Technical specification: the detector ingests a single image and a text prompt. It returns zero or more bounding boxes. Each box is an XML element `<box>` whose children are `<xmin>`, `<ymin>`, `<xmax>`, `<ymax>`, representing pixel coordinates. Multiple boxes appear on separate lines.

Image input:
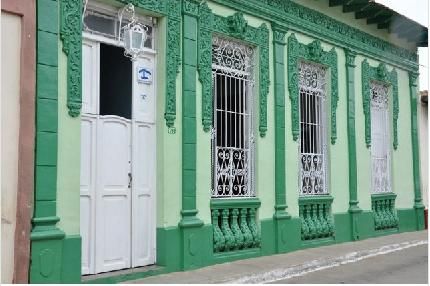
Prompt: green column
<box><xmin>179</xmin><ymin>0</ymin><xmax>206</xmax><ymax>270</ymax></box>
<box><xmin>408</xmin><ymin>71</ymin><xmax>425</xmax><ymax>230</ymax></box>
<box><xmin>30</xmin><ymin>0</ymin><xmax>65</xmax><ymax>283</ymax></box>
<box><xmin>272</xmin><ymin>26</ymin><xmax>298</xmax><ymax>253</ymax></box>
<box><xmin>345</xmin><ymin>49</ymin><xmax>362</xmax><ymax>240</ymax></box>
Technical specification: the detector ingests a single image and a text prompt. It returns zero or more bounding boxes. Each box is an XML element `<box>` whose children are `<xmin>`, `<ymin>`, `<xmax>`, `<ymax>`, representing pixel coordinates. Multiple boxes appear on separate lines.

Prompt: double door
<box><xmin>80</xmin><ymin>38</ymin><xmax>156</xmax><ymax>275</ymax></box>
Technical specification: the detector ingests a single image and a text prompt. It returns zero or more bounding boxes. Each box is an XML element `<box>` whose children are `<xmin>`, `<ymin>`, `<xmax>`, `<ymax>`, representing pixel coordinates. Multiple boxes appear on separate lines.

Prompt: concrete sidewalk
<box><xmin>125</xmin><ymin>231</ymin><xmax>428</xmax><ymax>284</ymax></box>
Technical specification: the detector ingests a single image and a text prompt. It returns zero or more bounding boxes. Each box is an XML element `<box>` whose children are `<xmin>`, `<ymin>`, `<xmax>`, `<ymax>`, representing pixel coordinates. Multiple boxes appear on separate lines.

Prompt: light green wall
<box><xmin>57</xmin><ymin>45</ymin><xmax>81</xmax><ymax>235</ymax></box>
<box><xmin>156</xmin><ymin>16</ymin><xmax>182</xmax><ymax>227</ymax></box>
<box><xmin>54</xmin><ymin>0</ymin><xmax>418</xmax><ymax>232</ymax></box>
<box><xmin>293</xmin><ymin>0</ymin><xmax>415</xmax><ymax>51</ymax></box>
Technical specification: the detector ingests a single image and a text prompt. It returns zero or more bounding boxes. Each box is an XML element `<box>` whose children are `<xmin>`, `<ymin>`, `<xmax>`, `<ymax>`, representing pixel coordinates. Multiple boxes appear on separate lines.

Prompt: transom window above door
<box><xmin>299</xmin><ymin>61</ymin><xmax>328</xmax><ymax>196</ymax></box>
<box><xmin>211</xmin><ymin>36</ymin><xmax>255</xmax><ymax>198</ymax></box>
<box><xmin>83</xmin><ymin>1</ymin><xmax>155</xmax><ymax>49</ymax></box>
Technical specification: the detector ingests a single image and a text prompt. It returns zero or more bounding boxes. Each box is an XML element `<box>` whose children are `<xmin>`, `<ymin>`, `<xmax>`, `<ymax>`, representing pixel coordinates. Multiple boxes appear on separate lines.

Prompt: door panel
<box><xmin>131</xmin><ymin>55</ymin><xmax>156</xmax><ymax>267</ymax></box>
<box><xmin>80</xmin><ymin>115</ymin><xmax>97</xmax><ymax>275</ymax></box>
<box><xmin>82</xmin><ymin>40</ymin><xmax>99</xmax><ymax>114</ymax></box>
<box><xmin>131</xmin><ymin>123</ymin><xmax>156</xmax><ymax>266</ymax></box>
<box><xmin>95</xmin><ymin>116</ymin><xmax>131</xmax><ymax>273</ymax></box>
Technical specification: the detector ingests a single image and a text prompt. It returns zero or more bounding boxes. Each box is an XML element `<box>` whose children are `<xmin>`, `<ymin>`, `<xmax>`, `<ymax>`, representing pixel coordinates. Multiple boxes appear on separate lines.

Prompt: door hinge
<box><xmin>128</xmin><ymin>172</ymin><xmax>132</xmax><ymax>188</ymax></box>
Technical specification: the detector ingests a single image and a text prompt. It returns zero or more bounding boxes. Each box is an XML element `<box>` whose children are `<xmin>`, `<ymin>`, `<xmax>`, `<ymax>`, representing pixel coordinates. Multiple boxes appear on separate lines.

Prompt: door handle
<box><xmin>128</xmin><ymin>172</ymin><xmax>132</xmax><ymax>188</ymax></box>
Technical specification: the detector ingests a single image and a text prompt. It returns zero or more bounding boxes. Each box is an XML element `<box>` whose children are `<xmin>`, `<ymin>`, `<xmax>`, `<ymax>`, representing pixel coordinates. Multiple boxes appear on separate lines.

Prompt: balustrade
<box><xmin>371</xmin><ymin>193</ymin><xmax>398</xmax><ymax>230</ymax></box>
<box><xmin>299</xmin><ymin>196</ymin><xmax>334</xmax><ymax>240</ymax></box>
<box><xmin>211</xmin><ymin>199</ymin><xmax>261</xmax><ymax>253</ymax></box>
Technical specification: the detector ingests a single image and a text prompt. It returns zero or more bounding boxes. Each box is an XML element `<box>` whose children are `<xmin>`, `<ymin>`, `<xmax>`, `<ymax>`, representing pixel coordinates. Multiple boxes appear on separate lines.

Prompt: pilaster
<box><xmin>272</xmin><ymin>25</ymin><xmax>291</xmax><ymax>253</ymax></box>
<box><xmin>30</xmin><ymin>0</ymin><xmax>65</xmax><ymax>282</ymax></box>
<box><xmin>345</xmin><ymin>48</ymin><xmax>362</xmax><ymax>240</ymax></box>
<box><xmin>179</xmin><ymin>0</ymin><xmax>205</xmax><ymax>270</ymax></box>
<box><xmin>408</xmin><ymin>71</ymin><xmax>425</xmax><ymax>230</ymax></box>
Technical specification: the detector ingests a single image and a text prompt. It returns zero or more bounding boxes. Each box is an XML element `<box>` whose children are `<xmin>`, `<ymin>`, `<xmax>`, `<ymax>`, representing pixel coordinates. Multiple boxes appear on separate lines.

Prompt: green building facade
<box><xmin>29</xmin><ymin>0</ymin><xmax>427</xmax><ymax>283</ymax></box>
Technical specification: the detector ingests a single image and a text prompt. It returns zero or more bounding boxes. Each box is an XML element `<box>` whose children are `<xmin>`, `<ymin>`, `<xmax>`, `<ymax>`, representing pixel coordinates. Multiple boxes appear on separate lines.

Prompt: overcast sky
<box><xmin>375</xmin><ymin>0</ymin><xmax>429</xmax><ymax>91</ymax></box>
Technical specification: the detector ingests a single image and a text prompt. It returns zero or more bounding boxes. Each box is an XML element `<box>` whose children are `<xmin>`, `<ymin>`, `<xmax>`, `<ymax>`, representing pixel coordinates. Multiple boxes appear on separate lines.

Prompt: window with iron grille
<box><xmin>211</xmin><ymin>36</ymin><xmax>255</xmax><ymax>198</ymax></box>
<box><xmin>299</xmin><ymin>61</ymin><xmax>328</xmax><ymax>196</ymax></box>
<box><xmin>370</xmin><ymin>81</ymin><xmax>392</xmax><ymax>193</ymax></box>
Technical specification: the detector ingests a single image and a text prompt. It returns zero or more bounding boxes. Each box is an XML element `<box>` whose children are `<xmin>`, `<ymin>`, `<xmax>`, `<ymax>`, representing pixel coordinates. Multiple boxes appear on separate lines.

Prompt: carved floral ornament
<box><xmin>198</xmin><ymin>4</ymin><xmax>270</xmax><ymax>137</ymax></box>
<box><xmin>287</xmin><ymin>33</ymin><xmax>339</xmax><ymax>144</ymax></box>
<box><xmin>361</xmin><ymin>60</ymin><xmax>399</xmax><ymax>149</ymax></box>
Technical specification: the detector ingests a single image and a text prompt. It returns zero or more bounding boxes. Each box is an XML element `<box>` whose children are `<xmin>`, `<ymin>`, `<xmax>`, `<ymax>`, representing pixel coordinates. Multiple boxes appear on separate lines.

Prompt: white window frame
<box><xmin>211</xmin><ymin>36</ymin><xmax>255</xmax><ymax>198</ymax></box>
<box><xmin>298</xmin><ymin>61</ymin><xmax>329</xmax><ymax>196</ymax></box>
<box><xmin>370</xmin><ymin>81</ymin><xmax>392</xmax><ymax>194</ymax></box>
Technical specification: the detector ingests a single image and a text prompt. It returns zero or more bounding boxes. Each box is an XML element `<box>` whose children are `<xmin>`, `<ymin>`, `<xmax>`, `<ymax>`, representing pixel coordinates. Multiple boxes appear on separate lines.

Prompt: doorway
<box><xmin>80</xmin><ymin>36</ymin><xmax>156</xmax><ymax>275</ymax></box>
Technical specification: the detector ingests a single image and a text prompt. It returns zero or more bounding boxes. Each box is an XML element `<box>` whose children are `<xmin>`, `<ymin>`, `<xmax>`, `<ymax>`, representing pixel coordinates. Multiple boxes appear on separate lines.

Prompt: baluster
<box><xmin>230</xmin><ymin>208</ymin><xmax>244</xmax><ymax>250</ymax></box>
<box><xmin>324</xmin><ymin>203</ymin><xmax>334</xmax><ymax>236</ymax></box>
<box><xmin>318</xmin><ymin>203</ymin><xmax>328</xmax><ymax>237</ymax></box>
<box><xmin>247</xmin><ymin>208</ymin><xmax>260</xmax><ymax>247</ymax></box>
<box><xmin>300</xmin><ymin>205</ymin><xmax>308</xmax><ymax>240</ymax></box>
<box><xmin>239</xmin><ymin>208</ymin><xmax>253</xmax><ymax>248</ymax></box>
<box><xmin>212</xmin><ymin>209</ymin><xmax>225</xmax><ymax>252</ymax></box>
<box><xmin>306</xmin><ymin>205</ymin><xmax>316</xmax><ymax>239</ymax></box>
<box><xmin>382</xmin><ymin>199</ymin><xmax>390</xmax><ymax>229</ymax></box>
<box><xmin>311</xmin><ymin>204</ymin><xmax>322</xmax><ymax>238</ymax></box>
<box><xmin>220</xmin><ymin>208</ymin><xmax>235</xmax><ymax>250</ymax></box>
<box><xmin>392</xmin><ymin>200</ymin><xmax>399</xmax><ymax>227</ymax></box>
<box><xmin>374</xmin><ymin>200</ymin><xmax>381</xmax><ymax>230</ymax></box>
<box><xmin>386</xmin><ymin>199</ymin><xmax>394</xmax><ymax>228</ymax></box>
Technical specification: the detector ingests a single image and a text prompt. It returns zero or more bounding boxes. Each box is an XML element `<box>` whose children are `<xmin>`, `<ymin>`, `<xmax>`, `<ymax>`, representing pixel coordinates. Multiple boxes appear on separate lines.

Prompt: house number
<box><xmin>137</xmin><ymin>66</ymin><xmax>152</xmax><ymax>84</ymax></box>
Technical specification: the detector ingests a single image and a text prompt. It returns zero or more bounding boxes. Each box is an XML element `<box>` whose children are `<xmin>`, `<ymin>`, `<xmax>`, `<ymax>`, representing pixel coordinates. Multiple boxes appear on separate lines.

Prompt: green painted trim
<box><xmin>298</xmin><ymin>195</ymin><xmax>334</xmax><ymax>205</ymax></box>
<box><xmin>180</xmin><ymin>0</ymin><xmax>203</xmax><ymax>227</ymax></box>
<box><xmin>60</xmin><ymin>0</ymin><xmax>82</xmax><ymax>117</ymax></box>
<box><xmin>198</xmin><ymin>5</ymin><xmax>270</xmax><ymax>137</ymax></box>
<box><xmin>209</xmin><ymin>0</ymin><xmax>418</xmax><ymax>71</ymax></box>
<box><xmin>408</xmin><ymin>71</ymin><xmax>425</xmax><ymax>230</ymax></box>
<box><xmin>61</xmin><ymin>235</ymin><xmax>81</xmax><ymax>283</ymax></box>
<box><xmin>59</xmin><ymin>0</ymin><xmax>181</xmax><ymax>127</ymax></box>
<box><xmin>31</xmin><ymin>0</ymin><xmax>65</xmax><ymax>282</ymax></box>
<box><xmin>210</xmin><ymin>198</ymin><xmax>261</xmax><ymax>209</ymax></box>
<box><xmin>83</xmin><ymin>267</ymin><xmax>168</xmax><ymax>284</ymax></box>
<box><xmin>361</xmin><ymin>60</ymin><xmax>399</xmax><ymax>149</ymax></box>
<box><xmin>287</xmin><ymin>33</ymin><xmax>339</xmax><ymax>144</ymax></box>
<box><xmin>345</xmin><ymin>48</ymin><xmax>361</xmax><ymax>213</ymax></box>
<box><xmin>273</xmin><ymin>27</ymin><xmax>290</xmax><ymax>219</ymax></box>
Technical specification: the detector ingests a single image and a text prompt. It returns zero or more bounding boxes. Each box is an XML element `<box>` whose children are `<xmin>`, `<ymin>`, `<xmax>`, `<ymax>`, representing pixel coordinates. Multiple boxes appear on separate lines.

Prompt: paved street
<box><xmin>273</xmin><ymin>244</ymin><xmax>428</xmax><ymax>284</ymax></box>
<box><xmin>126</xmin><ymin>231</ymin><xmax>428</xmax><ymax>284</ymax></box>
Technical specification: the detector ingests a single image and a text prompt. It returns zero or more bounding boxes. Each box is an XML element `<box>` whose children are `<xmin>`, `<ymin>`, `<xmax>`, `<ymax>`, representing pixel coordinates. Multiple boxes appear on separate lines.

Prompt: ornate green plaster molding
<box><xmin>60</xmin><ymin>0</ymin><xmax>181</xmax><ymax>128</ymax></box>
<box><xmin>60</xmin><ymin>0</ymin><xmax>82</xmax><ymax>117</ymax></box>
<box><xmin>287</xmin><ymin>34</ymin><xmax>339</xmax><ymax>144</ymax></box>
<box><xmin>209</xmin><ymin>0</ymin><xmax>418</xmax><ymax>71</ymax></box>
<box><xmin>198</xmin><ymin>4</ymin><xmax>270</xmax><ymax>137</ymax></box>
<box><xmin>361</xmin><ymin>60</ymin><xmax>399</xmax><ymax>149</ymax></box>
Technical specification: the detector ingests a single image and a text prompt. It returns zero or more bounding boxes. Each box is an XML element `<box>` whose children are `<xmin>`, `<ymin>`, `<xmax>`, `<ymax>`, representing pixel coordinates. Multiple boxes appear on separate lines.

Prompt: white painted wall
<box><xmin>1</xmin><ymin>11</ymin><xmax>22</xmax><ymax>284</ymax></box>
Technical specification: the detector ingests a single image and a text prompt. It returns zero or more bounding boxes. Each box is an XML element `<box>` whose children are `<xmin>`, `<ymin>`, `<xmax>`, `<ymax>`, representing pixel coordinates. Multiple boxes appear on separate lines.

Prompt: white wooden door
<box><xmin>80</xmin><ymin>38</ymin><xmax>157</xmax><ymax>275</ymax></box>
<box><xmin>131</xmin><ymin>55</ymin><xmax>156</xmax><ymax>267</ymax></box>
<box><xmin>95</xmin><ymin>116</ymin><xmax>132</xmax><ymax>273</ymax></box>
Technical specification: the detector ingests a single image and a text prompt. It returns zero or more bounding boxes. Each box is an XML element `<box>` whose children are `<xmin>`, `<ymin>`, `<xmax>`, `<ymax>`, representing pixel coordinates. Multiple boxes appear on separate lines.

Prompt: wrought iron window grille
<box><xmin>298</xmin><ymin>61</ymin><xmax>329</xmax><ymax>196</ymax></box>
<box><xmin>370</xmin><ymin>81</ymin><xmax>392</xmax><ymax>194</ymax></box>
<box><xmin>211</xmin><ymin>36</ymin><xmax>255</xmax><ymax>198</ymax></box>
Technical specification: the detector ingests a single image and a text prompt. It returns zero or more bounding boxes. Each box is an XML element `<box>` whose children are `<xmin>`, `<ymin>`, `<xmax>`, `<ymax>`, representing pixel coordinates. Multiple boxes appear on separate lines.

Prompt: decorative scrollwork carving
<box><xmin>287</xmin><ymin>34</ymin><xmax>338</xmax><ymax>144</ymax></box>
<box><xmin>361</xmin><ymin>60</ymin><xmax>399</xmax><ymax>149</ymax></box>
